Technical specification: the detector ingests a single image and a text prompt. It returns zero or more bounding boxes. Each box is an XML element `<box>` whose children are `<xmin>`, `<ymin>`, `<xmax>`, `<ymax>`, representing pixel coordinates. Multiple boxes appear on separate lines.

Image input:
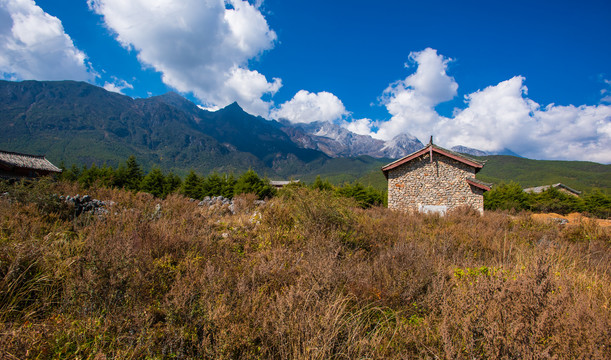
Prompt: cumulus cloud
<box><xmin>0</xmin><ymin>0</ymin><xmax>91</xmax><ymax>81</ymax></box>
<box><xmin>271</xmin><ymin>90</ymin><xmax>348</xmax><ymax>124</ymax></box>
<box><xmin>342</xmin><ymin>117</ymin><xmax>375</xmax><ymax>136</ymax></box>
<box><xmin>374</xmin><ymin>48</ymin><xmax>457</xmax><ymax>141</ymax></box>
<box><xmin>433</xmin><ymin>76</ymin><xmax>611</xmax><ymax>162</ymax></box>
<box><xmin>103</xmin><ymin>76</ymin><xmax>133</xmax><ymax>94</ymax></box>
<box><xmin>88</xmin><ymin>0</ymin><xmax>280</xmax><ymax>116</ymax></box>
<box><xmin>438</xmin><ymin>76</ymin><xmax>537</xmax><ymax>152</ymax></box>
<box><xmin>370</xmin><ymin>48</ymin><xmax>611</xmax><ymax>163</ymax></box>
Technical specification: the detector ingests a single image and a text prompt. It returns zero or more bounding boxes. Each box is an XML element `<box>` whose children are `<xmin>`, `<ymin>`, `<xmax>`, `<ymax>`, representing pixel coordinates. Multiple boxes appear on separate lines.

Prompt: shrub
<box><xmin>1</xmin><ymin>181</ymin><xmax>609</xmax><ymax>359</ymax></box>
<box><xmin>484</xmin><ymin>182</ymin><xmax>530</xmax><ymax>211</ymax></box>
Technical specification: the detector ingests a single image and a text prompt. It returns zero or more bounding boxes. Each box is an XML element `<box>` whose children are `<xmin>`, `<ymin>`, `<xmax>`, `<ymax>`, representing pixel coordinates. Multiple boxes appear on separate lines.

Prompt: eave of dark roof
<box><xmin>466</xmin><ymin>177</ymin><xmax>492</xmax><ymax>192</ymax></box>
<box><xmin>381</xmin><ymin>143</ymin><xmax>486</xmax><ymax>176</ymax></box>
<box><xmin>523</xmin><ymin>183</ymin><xmax>581</xmax><ymax>195</ymax></box>
<box><xmin>0</xmin><ymin>150</ymin><xmax>62</xmax><ymax>173</ymax></box>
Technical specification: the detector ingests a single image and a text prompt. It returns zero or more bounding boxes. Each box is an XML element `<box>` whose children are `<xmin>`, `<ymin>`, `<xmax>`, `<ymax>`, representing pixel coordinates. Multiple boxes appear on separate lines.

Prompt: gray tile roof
<box><xmin>0</xmin><ymin>150</ymin><xmax>62</xmax><ymax>173</ymax></box>
<box><xmin>466</xmin><ymin>177</ymin><xmax>493</xmax><ymax>189</ymax></box>
<box><xmin>382</xmin><ymin>141</ymin><xmax>486</xmax><ymax>174</ymax></box>
<box><xmin>523</xmin><ymin>183</ymin><xmax>581</xmax><ymax>195</ymax></box>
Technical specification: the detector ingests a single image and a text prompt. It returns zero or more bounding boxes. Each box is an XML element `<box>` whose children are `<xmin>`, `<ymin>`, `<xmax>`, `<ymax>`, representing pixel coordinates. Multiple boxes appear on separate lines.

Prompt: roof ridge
<box><xmin>381</xmin><ymin>142</ymin><xmax>486</xmax><ymax>175</ymax></box>
<box><xmin>431</xmin><ymin>144</ymin><xmax>484</xmax><ymax>166</ymax></box>
<box><xmin>0</xmin><ymin>149</ymin><xmax>46</xmax><ymax>158</ymax></box>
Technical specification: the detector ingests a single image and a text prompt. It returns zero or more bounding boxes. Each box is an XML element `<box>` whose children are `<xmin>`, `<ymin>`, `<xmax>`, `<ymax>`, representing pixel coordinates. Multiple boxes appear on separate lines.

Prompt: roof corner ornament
<box><xmin>429</xmin><ymin>135</ymin><xmax>433</xmax><ymax>145</ymax></box>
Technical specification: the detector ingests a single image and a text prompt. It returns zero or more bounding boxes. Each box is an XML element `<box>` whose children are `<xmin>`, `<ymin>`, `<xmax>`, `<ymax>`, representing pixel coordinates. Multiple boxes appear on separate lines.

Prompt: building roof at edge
<box><xmin>523</xmin><ymin>183</ymin><xmax>581</xmax><ymax>195</ymax></box>
<box><xmin>0</xmin><ymin>150</ymin><xmax>62</xmax><ymax>173</ymax></box>
<box><xmin>381</xmin><ymin>141</ymin><xmax>486</xmax><ymax>174</ymax></box>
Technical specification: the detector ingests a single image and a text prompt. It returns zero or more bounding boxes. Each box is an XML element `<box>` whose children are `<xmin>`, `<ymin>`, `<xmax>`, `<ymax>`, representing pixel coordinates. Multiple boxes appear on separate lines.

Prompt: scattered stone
<box><xmin>195</xmin><ymin>196</ymin><xmax>266</xmax><ymax>215</ymax></box>
<box><xmin>63</xmin><ymin>194</ymin><xmax>111</xmax><ymax>217</ymax></box>
<box><xmin>152</xmin><ymin>203</ymin><xmax>162</xmax><ymax>219</ymax></box>
<box><xmin>550</xmin><ymin>217</ymin><xmax>569</xmax><ymax>225</ymax></box>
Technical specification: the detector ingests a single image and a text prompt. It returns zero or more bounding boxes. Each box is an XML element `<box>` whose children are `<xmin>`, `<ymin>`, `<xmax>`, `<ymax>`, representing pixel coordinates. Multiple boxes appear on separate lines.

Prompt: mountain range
<box><xmin>1</xmin><ymin>80</ymin><xmax>609</xmax><ymax>193</ymax></box>
<box><xmin>0</xmin><ymin>80</ymin><xmax>423</xmax><ymax>176</ymax></box>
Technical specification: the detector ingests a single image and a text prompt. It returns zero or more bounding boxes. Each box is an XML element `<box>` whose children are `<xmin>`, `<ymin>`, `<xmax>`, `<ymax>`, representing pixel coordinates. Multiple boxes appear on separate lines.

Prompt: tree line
<box><xmin>484</xmin><ymin>182</ymin><xmax>610</xmax><ymax>218</ymax></box>
<box><xmin>58</xmin><ymin>156</ymin><xmax>386</xmax><ymax>208</ymax></box>
<box><xmin>59</xmin><ymin>157</ymin><xmax>609</xmax><ymax>216</ymax></box>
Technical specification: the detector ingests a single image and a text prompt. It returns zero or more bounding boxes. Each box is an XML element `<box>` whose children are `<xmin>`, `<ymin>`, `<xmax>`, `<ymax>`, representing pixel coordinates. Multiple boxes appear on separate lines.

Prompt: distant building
<box><xmin>381</xmin><ymin>138</ymin><xmax>491</xmax><ymax>215</ymax></box>
<box><xmin>0</xmin><ymin>150</ymin><xmax>62</xmax><ymax>180</ymax></box>
<box><xmin>270</xmin><ymin>180</ymin><xmax>300</xmax><ymax>189</ymax></box>
<box><xmin>523</xmin><ymin>183</ymin><xmax>581</xmax><ymax>197</ymax></box>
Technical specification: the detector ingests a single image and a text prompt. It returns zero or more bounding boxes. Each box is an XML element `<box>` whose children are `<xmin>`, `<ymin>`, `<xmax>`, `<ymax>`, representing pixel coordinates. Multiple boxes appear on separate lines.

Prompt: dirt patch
<box><xmin>531</xmin><ymin>212</ymin><xmax>611</xmax><ymax>228</ymax></box>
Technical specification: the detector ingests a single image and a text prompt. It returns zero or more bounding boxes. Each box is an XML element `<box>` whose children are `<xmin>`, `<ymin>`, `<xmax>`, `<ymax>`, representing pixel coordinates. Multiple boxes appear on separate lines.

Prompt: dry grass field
<box><xmin>1</xmin><ymin>180</ymin><xmax>610</xmax><ymax>359</ymax></box>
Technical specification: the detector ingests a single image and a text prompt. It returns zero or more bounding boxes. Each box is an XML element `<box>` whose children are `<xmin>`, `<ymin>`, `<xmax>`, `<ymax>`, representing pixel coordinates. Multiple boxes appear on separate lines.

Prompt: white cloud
<box><xmin>103</xmin><ymin>77</ymin><xmax>133</xmax><ymax>94</ymax></box>
<box><xmin>400</xmin><ymin>47</ymin><xmax>458</xmax><ymax>105</ymax></box>
<box><xmin>370</xmin><ymin>48</ymin><xmax>611</xmax><ymax>163</ymax></box>
<box><xmin>225</xmin><ymin>66</ymin><xmax>281</xmax><ymax>116</ymax></box>
<box><xmin>0</xmin><ymin>0</ymin><xmax>91</xmax><ymax>81</ymax></box>
<box><xmin>342</xmin><ymin>117</ymin><xmax>375</xmax><ymax>136</ymax></box>
<box><xmin>271</xmin><ymin>90</ymin><xmax>348</xmax><ymax>124</ymax></box>
<box><xmin>375</xmin><ymin>48</ymin><xmax>457</xmax><ymax>141</ymax></box>
<box><xmin>438</xmin><ymin>76</ymin><xmax>537</xmax><ymax>152</ymax></box>
<box><xmin>88</xmin><ymin>0</ymin><xmax>280</xmax><ymax>116</ymax></box>
<box><xmin>436</xmin><ymin>76</ymin><xmax>611</xmax><ymax>162</ymax></box>
<box><xmin>529</xmin><ymin>103</ymin><xmax>611</xmax><ymax>163</ymax></box>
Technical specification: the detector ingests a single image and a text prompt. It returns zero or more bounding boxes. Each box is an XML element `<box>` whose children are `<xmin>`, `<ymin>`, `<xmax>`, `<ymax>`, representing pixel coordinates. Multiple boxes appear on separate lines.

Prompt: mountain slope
<box><xmin>1</xmin><ymin>80</ymin><xmax>608</xmax><ymax>193</ymax></box>
<box><xmin>0</xmin><ymin>80</ymin><xmax>327</xmax><ymax>176</ymax></box>
<box><xmin>476</xmin><ymin>155</ymin><xmax>611</xmax><ymax>193</ymax></box>
<box><xmin>153</xmin><ymin>93</ymin><xmax>325</xmax><ymax>167</ymax></box>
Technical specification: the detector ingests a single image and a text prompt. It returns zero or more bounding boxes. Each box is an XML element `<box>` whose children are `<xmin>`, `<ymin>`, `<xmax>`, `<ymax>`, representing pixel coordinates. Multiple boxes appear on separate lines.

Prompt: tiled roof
<box><xmin>381</xmin><ymin>142</ymin><xmax>486</xmax><ymax>174</ymax></box>
<box><xmin>270</xmin><ymin>180</ymin><xmax>300</xmax><ymax>187</ymax></box>
<box><xmin>0</xmin><ymin>150</ymin><xmax>62</xmax><ymax>173</ymax></box>
<box><xmin>523</xmin><ymin>183</ymin><xmax>581</xmax><ymax>195</ymax></box>
<box><xmin>466</xmin><ymin>177</ymin><xmax>492</xmax><ymax>191</ymax></box>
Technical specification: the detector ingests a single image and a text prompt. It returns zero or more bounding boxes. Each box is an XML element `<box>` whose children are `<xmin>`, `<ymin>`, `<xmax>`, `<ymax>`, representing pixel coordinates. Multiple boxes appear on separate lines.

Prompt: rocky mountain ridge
<box><xmin>279</xmin><ymin>120</ymin><xmax>423</xmax><ymax>159</ymax></box>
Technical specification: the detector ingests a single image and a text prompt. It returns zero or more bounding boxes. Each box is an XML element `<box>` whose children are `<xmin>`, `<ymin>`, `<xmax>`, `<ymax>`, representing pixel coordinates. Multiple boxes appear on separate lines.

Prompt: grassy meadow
<box><xmin>1</xmin><ymin>179</ymin><xmax>610</xmax><ymax>359</ymax></box>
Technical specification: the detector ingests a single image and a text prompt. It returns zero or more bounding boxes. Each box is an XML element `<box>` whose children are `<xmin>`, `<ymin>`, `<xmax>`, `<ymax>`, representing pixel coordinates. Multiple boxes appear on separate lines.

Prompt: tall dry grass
<box><xmin>0</xmin><ymin>182</ymin><xmax>609</xmax><ymax>359</ymax></box>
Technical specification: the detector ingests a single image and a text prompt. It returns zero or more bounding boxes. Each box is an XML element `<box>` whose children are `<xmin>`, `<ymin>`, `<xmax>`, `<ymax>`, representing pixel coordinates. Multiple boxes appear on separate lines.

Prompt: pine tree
<box><xmin>182</xmin><ymin>170</ymin><xmax>201</xmax><ymax>199</ymax></box>
<box><xmin>234</xmin><ymin>170</ymin><xmax>275</xmax><ymax>199</ymax></box>
<box><xmin>312</xmin><ymin>175</ymin><xmax>333</xmax><ymax>191</ymax></box>
<box><xmin>141</xmin><ymin>168</ymin><xmax>166</xmax><ymax>198</ymax></box>
<box><xmin>222</xmin><ymin>174</ymin><xmax>236</xmax><ymax>199</ymax></box>
<box><xmin>163</xmin><ymin>172</ymin><xmax>182</xmax><ymax>197</ymax></box>
<box><xmin>125</xmin><ymin>155</ymin><xmax>143</xmax><ymax>191</ymax></box>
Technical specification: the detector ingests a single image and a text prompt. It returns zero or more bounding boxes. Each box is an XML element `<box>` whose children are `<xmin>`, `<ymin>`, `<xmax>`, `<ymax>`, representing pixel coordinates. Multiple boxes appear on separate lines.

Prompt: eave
<box><xmin>381</xmin><ymin>144</ymin><xmax>485</xmax><ymax>178</ymax></box>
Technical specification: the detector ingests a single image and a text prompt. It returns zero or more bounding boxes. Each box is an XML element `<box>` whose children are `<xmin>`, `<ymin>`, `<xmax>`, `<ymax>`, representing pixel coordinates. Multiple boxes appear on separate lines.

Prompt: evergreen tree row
<box><xmin>484</xmin><ymin>182</ymin><xmax>610</xmax><ymax>218</ymax></box>
<box><xmin>58</xmin><ymin>157</ymin><xmax>386</xmax><ymax>208</ymax></box>
<box><xmin>310</xmin><ymin>175</ymin><xmax>386</xmax><ymax>208</ymax></box>
<box><xmin>182</xmin><ymin>169</ymin><xmax>276</xmax><ymax>200</ymax></box>
<box><xmin>59</xmin><ymin>156</ymin><xmax>276</xmax><ymax>200</ymax></box>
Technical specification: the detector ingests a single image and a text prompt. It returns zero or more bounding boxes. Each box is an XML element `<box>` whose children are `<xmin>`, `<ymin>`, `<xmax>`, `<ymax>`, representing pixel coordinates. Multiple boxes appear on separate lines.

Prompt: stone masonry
<box><xmin>384</xmin><ymin>148</ymin><xmax>487</xmax><ymax>215</ymax></box>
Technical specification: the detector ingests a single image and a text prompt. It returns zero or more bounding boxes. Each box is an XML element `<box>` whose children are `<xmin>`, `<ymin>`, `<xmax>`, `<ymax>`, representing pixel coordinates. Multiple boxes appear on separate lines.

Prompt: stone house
<box><xmin>0</xmin><ymin>150</ymin><xmax>62</xmax><ymax>180</ymax></box>
<box><xmin>381</xmin><ymin>139</ymin><xmax>491</xmax><ymax>214</ymax></box>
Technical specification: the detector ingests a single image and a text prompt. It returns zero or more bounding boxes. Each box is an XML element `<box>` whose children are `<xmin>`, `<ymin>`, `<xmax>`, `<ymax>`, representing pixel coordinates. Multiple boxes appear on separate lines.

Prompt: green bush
<box><xmin>234</xmin><ymin>169</ymin><xmax>276</xmax><ymax>199</ymax></box>
<box><xmin>485</xmin><ymin>182</ymin><xmax>610</xmax><ymax>218</ymax></box>
<box><xmin>484</xmin><ymin>182</ymin><xmax>530</xmax><ymax>211</ymax></box>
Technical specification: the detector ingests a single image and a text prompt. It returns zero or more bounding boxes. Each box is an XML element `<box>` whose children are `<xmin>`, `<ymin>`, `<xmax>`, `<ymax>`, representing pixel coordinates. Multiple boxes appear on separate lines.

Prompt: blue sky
<box><xmin>1</xmin><ymin>0</ymin><xmax>610</xmax><ymax>162</ymax></box>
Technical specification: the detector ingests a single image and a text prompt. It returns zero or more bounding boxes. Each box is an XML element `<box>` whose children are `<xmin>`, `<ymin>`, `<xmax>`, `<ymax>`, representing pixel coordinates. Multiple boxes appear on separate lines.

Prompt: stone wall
<box><xmin>387</xmin><ymin>152</ymin><xmax>484</xmax><ymax>214</ymax></box>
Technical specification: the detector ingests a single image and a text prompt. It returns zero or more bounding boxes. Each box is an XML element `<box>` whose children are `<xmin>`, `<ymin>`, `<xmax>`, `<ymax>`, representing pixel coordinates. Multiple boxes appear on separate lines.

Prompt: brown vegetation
<box><xmin>532</xmin><ymin>212</ymin><xmax>611</xmax><ymax>228</ymax></box>
<box><xmin>1</xmin><ymin>180</ymin><xmax>610</xmax><ymax>359</ymax></box>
